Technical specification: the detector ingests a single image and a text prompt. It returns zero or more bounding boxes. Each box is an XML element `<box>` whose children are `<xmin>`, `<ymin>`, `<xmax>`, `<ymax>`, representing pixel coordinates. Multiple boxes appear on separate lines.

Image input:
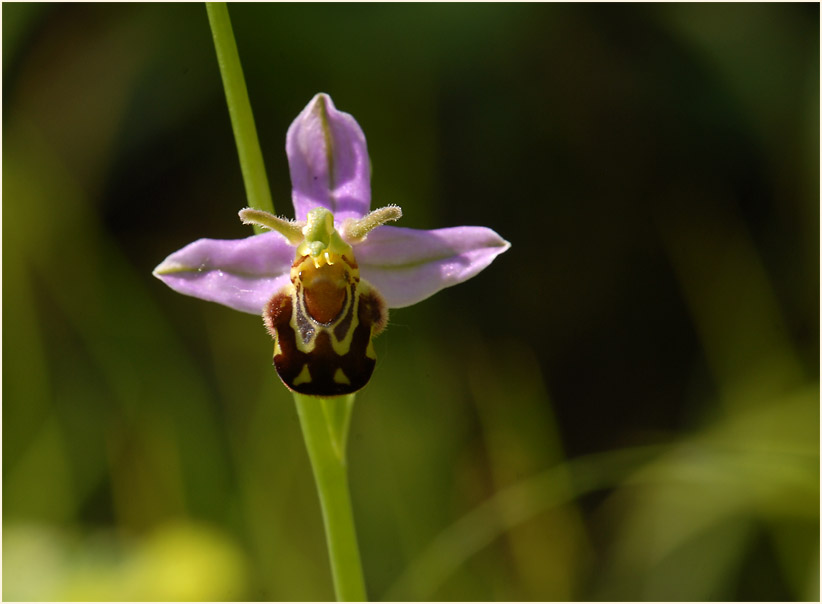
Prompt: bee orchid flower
<box><xmin>154</xmin><ymin>93</ymin><xmax>510</xmax><ymax>396</ymax></box>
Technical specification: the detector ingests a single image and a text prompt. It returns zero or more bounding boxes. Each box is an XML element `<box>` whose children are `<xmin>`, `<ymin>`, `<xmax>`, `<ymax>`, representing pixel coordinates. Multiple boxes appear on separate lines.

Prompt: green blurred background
<box><xmin>3</xmin><ymin>3</ymin><xmax>819</xmax><ymax>601</ymax></box>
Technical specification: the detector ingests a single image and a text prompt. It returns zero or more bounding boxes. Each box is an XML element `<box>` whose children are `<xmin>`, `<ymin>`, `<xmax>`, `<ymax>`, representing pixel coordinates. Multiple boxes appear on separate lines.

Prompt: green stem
<box><xmin>205</xmin><ymin>5</ymin><xmax>364</xmax><ymax>599</ymax></box>
<box><xmin>294</xmin><ymin>393</ymin><xmax>367</xmax><ymax>601</ymax></box>
<box><xmin>205</xmin><ymin>2</ymin><xmax>275</xmax><ymax>227</ymax></box>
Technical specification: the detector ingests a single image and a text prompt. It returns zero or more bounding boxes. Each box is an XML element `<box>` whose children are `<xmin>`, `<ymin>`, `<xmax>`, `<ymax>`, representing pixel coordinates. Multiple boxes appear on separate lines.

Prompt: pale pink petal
<box><xmin>355</xmin><ymin>225</ymin><xmax>511</xmax><ymax>308</ymax></box>
<box><xmin>286</xmin><ymin>93</ymin><xmax>371</xmax><ymax>222</ymax></box>
<box><xmin>153</xmin><ymin>231</ymin><xmax>294</xmax><ymax>314</ymax></box>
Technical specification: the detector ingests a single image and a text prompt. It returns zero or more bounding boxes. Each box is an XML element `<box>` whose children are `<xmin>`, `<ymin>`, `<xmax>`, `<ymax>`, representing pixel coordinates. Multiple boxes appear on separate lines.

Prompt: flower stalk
<box><xmin>205</xmin><ymin>6</ymin><xmax>366</xmax><ymax>600</ymax></box>
<box><xmin>206</xmin><ymin>2</ymin><xmax>275</xmax><ymax>224</ymax></box>
<box><xmin>295</xmin><ymin>393</ymin><xmax>366</xmax><ymax>601</ymax></box>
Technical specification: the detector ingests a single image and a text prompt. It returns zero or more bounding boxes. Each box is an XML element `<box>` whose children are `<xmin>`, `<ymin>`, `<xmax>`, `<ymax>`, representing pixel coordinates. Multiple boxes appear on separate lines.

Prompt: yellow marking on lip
<box><xmin>333</xmin><ymin>368</ymin><xmax>351</xmax><ymax>385</ymax></box>
<box><xmin>293</xmin><ymin>364</ymin><xmax>312</xmax><ymax>386</ymax></box>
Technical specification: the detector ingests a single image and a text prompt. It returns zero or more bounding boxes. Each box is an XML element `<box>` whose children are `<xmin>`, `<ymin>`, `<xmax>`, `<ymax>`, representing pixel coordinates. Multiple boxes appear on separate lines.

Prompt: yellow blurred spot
<box><xmin>3</xmin><ymin>521</ymin><xmax>248</xmax><ymax>602</ymax></box>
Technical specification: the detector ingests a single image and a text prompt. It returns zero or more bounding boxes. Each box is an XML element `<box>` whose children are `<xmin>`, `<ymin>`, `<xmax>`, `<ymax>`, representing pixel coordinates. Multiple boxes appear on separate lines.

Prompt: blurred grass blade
<box><xmin>385</xmin><ymin>446</ymin><xmax>663</xmax><ymax>601</ymax></box>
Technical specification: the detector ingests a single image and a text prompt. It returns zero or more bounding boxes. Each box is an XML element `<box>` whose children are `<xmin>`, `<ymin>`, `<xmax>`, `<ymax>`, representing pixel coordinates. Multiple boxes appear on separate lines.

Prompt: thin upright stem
<box><xmin>205</xmin><ymin>6</ymin><xmax>365</xmax><ymax>599</ymax></box>
<box><xmin>205</xmin><ymin>2</ymin><xmax>275</xmax><ymax>226</ymax></box>
<box><xmin>294</xmin><ymin>393</ymin><xmax>367</xmax><ymax>601</ymax></box>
